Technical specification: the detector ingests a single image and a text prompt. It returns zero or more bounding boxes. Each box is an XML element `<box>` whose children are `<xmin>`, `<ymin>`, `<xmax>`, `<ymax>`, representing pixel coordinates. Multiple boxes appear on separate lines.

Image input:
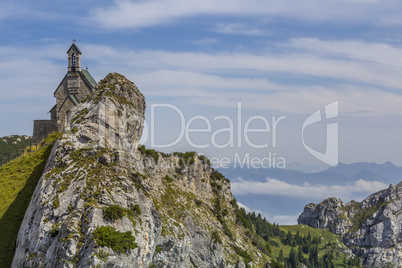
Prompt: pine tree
<box><xmin>297</xmin><ymin>246</ymin><xmax>304</xmax><ymax>264</ymax></box>
<box><xmin>289</xmin><ymin>247</ymin><xmax>299</xmax><ymax>268</ymax></box>
<box><xmin>309</xmin><ymin>245</ymin><xmax>319</xmax><ymax>266</ymax></box>
<box><xmin>278</xmin><ymin>249</ymin><xmax>284</xmax><ymax>263</ymax></box>
<box><xmin>296</xmin><ymin>231</ymin><xmax>301</xmax><ymax>244</ymax></box>
<box><xmin>286</xmin><ymin>230</ymin><xmax>292</xmax><ymax>246</ymax></box>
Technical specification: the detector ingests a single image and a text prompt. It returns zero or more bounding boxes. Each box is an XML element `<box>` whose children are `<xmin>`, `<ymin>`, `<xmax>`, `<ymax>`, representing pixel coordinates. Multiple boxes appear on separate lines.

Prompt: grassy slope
<box><xmin>273</xmin><ymin>224</ymin><xmax>351</xmax><ymax>267</ymax></box>
<box><xmin>0</xmin><ymin>135</ymin><xmax>32</xmax><ymax>159</ymax></box>
<box><xmin>0</xmin><ymin>133</ymin><xmax>59</xmax><ymax>268</ymax></box>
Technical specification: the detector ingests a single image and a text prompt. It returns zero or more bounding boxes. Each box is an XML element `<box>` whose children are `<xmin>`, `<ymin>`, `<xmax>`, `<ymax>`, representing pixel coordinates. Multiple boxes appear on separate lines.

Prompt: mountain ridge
<box><xmin>298</xmin><ymin>181</ymin><xmax>402</xmax><ymax>267</ymax></box>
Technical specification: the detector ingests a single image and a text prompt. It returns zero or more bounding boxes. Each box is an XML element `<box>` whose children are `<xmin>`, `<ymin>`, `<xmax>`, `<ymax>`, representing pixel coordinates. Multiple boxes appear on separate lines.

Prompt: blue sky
<box><xmin>1</xmin><ymin>0</ymin><xmax>402</xmax><ymax>164</ymax></box>
<box><xmin>2</xmin><ymin>0</ymin><xmax>402</xmax><ymax>223</ymax></box>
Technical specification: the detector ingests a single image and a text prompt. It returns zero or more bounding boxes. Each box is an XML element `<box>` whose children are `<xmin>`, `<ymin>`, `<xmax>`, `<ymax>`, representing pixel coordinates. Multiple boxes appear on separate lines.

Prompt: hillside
<box><xmin>0</xmin><ymin>142</ymin><xmax>361</xmax><ymax>268</ymax></box>
<box><xmin>0</xmin><ymin>133</ymin><xmax>59</xmax><ymax>268</ymax></box>
<box><xmin>0</xmin><ymin>135</ymin><xmax>32</xmax><ymax>160</ymax></box>
<box><xmin>236</xmin><ymin>213</ymin><xmax>361</xmax><ymax>268</ymax></box>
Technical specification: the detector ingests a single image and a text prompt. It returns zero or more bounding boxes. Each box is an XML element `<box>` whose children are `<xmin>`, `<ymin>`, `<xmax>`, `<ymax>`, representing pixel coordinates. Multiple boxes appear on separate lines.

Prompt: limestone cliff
<box><xmin>298</xmin><ymin>183</ymin><xmax>402</xmax><ymax>267</ymax></box>
<box><xmin>12</xmin><ymin>73</ymin><xmax>269</xmax><ymax>267</ymax></box>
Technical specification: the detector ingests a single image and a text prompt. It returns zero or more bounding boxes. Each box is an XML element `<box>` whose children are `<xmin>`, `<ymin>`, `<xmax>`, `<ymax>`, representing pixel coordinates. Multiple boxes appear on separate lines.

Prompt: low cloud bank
<box><xmin>232</xmin><ymin>177</ymin><xmax>388</xmax><ymax>201</ymax></box>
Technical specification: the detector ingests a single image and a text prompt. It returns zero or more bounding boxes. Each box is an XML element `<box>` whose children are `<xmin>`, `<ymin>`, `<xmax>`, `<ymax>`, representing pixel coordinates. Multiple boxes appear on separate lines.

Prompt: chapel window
<box><xmin>72</xmin><ymin>53</ymin><xmax>76</xmax><ymax>67</ymax></box>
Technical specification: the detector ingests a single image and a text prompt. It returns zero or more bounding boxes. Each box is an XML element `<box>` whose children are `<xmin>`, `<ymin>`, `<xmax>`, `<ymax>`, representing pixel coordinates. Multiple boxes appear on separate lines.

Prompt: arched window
<box><xmin>72</xmin><ymin>53</ymin><xmax>76</xmax><ymax>67</ymax></box>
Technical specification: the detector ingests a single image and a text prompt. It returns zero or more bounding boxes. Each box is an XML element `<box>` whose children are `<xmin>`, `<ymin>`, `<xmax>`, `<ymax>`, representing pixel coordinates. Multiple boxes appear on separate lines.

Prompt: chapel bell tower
<box><xmin>67</xmin><ymin>40</ymin><xmax>82</xmax><ymax>72</ymax></box>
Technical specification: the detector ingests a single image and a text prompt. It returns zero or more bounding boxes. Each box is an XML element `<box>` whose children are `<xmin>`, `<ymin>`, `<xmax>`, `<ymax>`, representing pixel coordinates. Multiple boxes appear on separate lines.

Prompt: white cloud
<box><xmin>83</xmin><ymin>41</ymin><xmax>402</xmax><ymax>90</ymax></box>
<box><xmin>237</xmin><ymin>202</ymin><xmax>253</xmax><ymax>213</ymax></box>
<box><xmin>237</xmin><ymin>202</ymin><xmax>270</xmax><ymax>220</ymax></box>
<box><xmin>3</xmin><ymin>40</ymin><xmax>401</xmax><ymax>118</ymax></box>
<box><xmin>193</xmin><ymin>37</ymin><xmax>220</xmax><ymax>46</ymax></box>
<box><xmin>213</xmin><ymin>23</ymin><xmax>266</xmax><ymax>36</ymax></box>
<box><xmin>0</xmin><ymin>2</ymin><xmax>66</xmax><ymax>21</ymax></box>
<box><xmin>75</xmin><ymin>41</ymin><xmax>402</xmax><ymax>116</ymax></box>
<box><xmin>88</xmin><ymin>0</ymin><xmax>402</xmax><ymax>30</ymax></box>
<box><xmin>270</xmin><ymin>214</ymin><xmax>300</xmax><ymax>225</ymax></box>
<box><xmin>237</xmin><ymin>202</ymin><xmax>299</xmax><ymax>225</ymax></box>
<box><xmin>231</xmin><ymin>178</ymin><xmax>388</xmax><ymax>201</ymax></box>
<box><xmin>285</xmin><ymin>38</ymin><xmax>402</xmax><ymax>67</ymax></box>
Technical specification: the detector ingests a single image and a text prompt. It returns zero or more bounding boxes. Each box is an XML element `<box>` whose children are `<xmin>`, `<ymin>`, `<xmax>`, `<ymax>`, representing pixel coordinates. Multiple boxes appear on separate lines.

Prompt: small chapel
<box><xmin>32</xmin><ymin>42</ymin><xmax>97</xmax><ymax>144</ymax></box>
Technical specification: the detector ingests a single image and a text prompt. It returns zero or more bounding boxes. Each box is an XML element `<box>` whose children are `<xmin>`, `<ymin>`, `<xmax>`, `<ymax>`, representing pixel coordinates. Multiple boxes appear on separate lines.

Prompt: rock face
<box><xmin>298</xmin><ymin>183</ymin><xmax>402</xmax><ymax>267</ymax></box>
<box><xmin>12</xmin><ymin>73</ymin><xmax>269</xmax><ymax>267</ymax></box>
<box><xmin>297</xmin><ymin>197</ymin><xmax>357</xmax><ymax>236</ymax></box>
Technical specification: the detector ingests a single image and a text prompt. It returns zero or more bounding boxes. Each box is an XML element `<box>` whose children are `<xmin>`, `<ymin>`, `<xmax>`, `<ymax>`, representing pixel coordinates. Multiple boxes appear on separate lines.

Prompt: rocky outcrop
<box><xmin>297</xmin><ymin>197</ymin><xmax>352</xmax><ymax>235</ymax></box>
<box><xmin>298</xmin><ymin>183</ymin><xmax>402</xmax><ymax>267</ymax></box>
<box><xmin>12</xmin><ymin>73</ymin><xmax>269</xmax><ymax>267</ymax></box>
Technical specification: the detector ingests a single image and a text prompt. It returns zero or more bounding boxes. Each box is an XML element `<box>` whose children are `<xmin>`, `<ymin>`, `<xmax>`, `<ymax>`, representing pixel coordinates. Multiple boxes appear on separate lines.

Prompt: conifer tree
<box><xmin>297</xmin><ymin>246</ymin><xmax>304</xmax><ymax>264</ymax></box>
<box><xmin>278</xmin><ymin>249</ymin><xmax>284</xmax><ymax>263</ymax></box>
<box><xmin>289</xmin><ymin>247</ymin><xmax>299</xmax><ymax>268</ymax></box>
<box><xmin>286</xmin><ymin>230</ymin><xmax>292</xmax><ymax>246</ymax></box>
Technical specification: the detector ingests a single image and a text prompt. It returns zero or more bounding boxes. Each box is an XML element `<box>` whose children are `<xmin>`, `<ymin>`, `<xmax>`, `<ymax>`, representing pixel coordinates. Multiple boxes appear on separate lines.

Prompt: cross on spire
<box><xmin>72</xmin><ymin>38</ymin><xmax>76</xmax><ymax>43</ymax></box>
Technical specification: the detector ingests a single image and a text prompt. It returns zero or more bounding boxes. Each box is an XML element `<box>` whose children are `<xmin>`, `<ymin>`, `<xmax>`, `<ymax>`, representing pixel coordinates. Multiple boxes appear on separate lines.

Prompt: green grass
<box><xmin>275</xmin><ymin>225</ymin><xmax>352</xmax><ymax>267</ymax></box>
<box><xmin>0</xmin><ymin>132</ymin><xmax>60</xmax><ymax>268</ymax></box>
<box><xmin>0</xmin><ymin>135</ymin><xmax>32</xmax><ymax>159</ymax></box>
<box><xmin>280</xmin><ymin>225</ymin><xmax>343</xmax><ymax>244</ymax></box>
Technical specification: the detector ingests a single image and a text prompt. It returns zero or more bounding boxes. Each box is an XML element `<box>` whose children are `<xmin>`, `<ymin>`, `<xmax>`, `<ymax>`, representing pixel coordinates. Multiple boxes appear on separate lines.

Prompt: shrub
<box><xmin>52</xmin><ymin>196</ymin><xmax>60</xmax><ymax>209</ymax></box>
<box><xmin>138</xmin><ymin>145</ymin><xmax>159</xmax><ymax>163</ymax></box>
<box><xmin>236</xmin><ymin>208</ymin><xmax>253</xmax><ymax>230</ymax></box>
<box><xmin>173</xmin><ymin>151</ymin><xmax>196</xmax><ymax>166</ymax></box>
<box><xmin>96</xmin><ymin>249</ymin><xmax>110</xmax><ymax>261</ymax></box>
<box><xmin>233</xmin><ymin>245</ymin><xmax>253</xmax><ymax>263</ymax></box>
<box><xmin>210</xmin><ymin>169</ymin><xmax>230</xmax><ymax>183</ymax></box>
<box><xmin>155</xmin><ymin>245</ymin><xmax>163</xmax><ymax>254</ymax></box>
<box><xmin>269</xmin><ymin>240</ymin><xmax>280</xmax><ymax>247</ymax></box>
<box><xmin>210</xmin><ymin>181</ymin><xmax>222</xmax><ymax>191</ymax></box>
<box><xmin>214</xmin><ymin>197</ymin><xmax>233</xmax><ymax>239</ymax></box>
<box><xmin>49</xmin><ymin>223</ymin><xmax>61</xmax><ymax>237</ymax></box>
<box><xmin>163</xmin><ymin>175</ymin><xmax>173</xmax><ymax>183</ymax></box>
<box><xmin>212</xmin><ymin>231</ymin><xmax>222</xmax><ymax>244</ymax></box>
<box><xmin>103</xmin><ymin>204</ymin><xmax>141</xmax><ymax>226</ymax></box>
<box><xmin>103</xmin><ymin>205</ymin><xmax>125</xmax><ymax>221</ymax></box>
<box><xmin>230</xmin><ymin>198</ymin><xmax>238</xmax><ymax>208</ymax></box>
<box><xmin>132</xmin><ymin>204</ymin><xmax>141</xmax><ymax>215</ymax></box>
<box><xmin>194</xmin><ymin>199</ymin><xmax>202</xmax><ymax>207</ymax></box>
<box><xmin>93</xmin><ymin>226</ymin><xmax>137</xmax><ymax>254</ymax></box>
<box><xmin>198</xmin><ymin>155</ymin><xmax>211</xmax><ymax>166</ymax></box>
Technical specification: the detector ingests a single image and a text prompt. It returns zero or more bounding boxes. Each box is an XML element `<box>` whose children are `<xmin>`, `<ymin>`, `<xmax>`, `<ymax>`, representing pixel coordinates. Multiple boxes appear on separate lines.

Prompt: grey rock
<box><xmin>298</xmin><ymin>183</ymin><xmax>402</xmax><ymax>268</ymax></box>
<box><xmin>99</xmin><ymin>154</ymin><xmax>112</xmax><ymax>165</ymax></box>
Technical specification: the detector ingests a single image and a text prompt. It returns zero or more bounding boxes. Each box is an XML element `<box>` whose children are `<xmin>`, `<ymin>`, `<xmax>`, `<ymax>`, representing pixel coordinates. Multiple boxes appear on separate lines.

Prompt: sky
<box><xmin>1</xmin><ymin>0</ymin><xmax>402</xmax><ymax>223</ymax></box>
